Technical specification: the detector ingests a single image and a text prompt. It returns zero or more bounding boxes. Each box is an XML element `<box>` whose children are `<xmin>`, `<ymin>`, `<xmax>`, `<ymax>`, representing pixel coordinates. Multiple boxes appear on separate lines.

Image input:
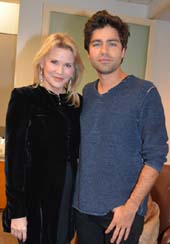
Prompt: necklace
<box><xmin>46</xmin><ymin>89</ymin><xmax>58</xmax><ymax>95</ymax></box>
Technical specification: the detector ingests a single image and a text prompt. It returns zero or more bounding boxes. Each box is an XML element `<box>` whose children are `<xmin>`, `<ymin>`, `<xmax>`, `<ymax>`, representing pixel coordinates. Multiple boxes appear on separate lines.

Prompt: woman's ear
<box><xmin>40</xmin><ymin>63</ymin><xmax>44</xmax><ymax>69</ymax></box>
<box><xmin>39</xmin><ymin>59</ymin><xmax>44</xmax><ymax>69</ymax></box>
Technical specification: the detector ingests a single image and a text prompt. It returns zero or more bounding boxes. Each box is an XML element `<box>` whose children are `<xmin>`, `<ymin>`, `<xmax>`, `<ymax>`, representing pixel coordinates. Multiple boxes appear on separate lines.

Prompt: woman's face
<box><xmin>41</xmin><ymin>47</ymin><xmax>75</xmax><ymax>94</ymax></box>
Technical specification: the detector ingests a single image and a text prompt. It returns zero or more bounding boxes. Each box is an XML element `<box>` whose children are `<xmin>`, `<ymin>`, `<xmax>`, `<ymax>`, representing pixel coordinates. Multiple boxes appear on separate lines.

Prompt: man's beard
<box><xmin>94</xmin><ymin>63</ymin><xmax>120</xmax><ymax>75</ymax></box>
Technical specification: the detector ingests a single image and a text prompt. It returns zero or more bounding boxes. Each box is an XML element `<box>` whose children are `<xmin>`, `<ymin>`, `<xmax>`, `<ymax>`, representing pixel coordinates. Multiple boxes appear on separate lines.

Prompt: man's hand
<box><xmin>105</xmin><ymin>200</ymin><xmax>138</xmax><ymax>244</ymax></box>
<box><xmin>11</xmin><ymin>217</ymin><xmax>27</xmax><ymax>242</ymax></box>
<box><xmin>105</xmin><ymin>165</ymin><xmax>159</xmax><ymax>244</ymax></box>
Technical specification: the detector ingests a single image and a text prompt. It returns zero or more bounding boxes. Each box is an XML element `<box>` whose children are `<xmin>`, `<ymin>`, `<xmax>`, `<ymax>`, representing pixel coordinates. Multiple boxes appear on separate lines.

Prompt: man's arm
<box><xmin>106</xmin><ymin>85</ymin><xmax>168</xmax><ymax>244</ymax></box>
<box><xmin>105</xmin><ymin>164</ymin><xmax>159</xmax><ymax>244</ymax></box>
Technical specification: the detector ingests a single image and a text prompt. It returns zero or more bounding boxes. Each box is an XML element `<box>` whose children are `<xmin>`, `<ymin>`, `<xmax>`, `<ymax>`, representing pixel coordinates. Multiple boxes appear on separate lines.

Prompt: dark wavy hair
<box><xmin>84</xmin><ymin>10</ymin><xmax>130</xmax><ymax>52</ymax></box>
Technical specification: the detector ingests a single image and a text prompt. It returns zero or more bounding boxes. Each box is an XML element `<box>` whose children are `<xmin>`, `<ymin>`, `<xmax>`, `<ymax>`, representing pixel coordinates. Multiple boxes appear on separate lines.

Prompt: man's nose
<box><xmin>101</xmin><ymin>44</ymin><xmax>108</xmax><ymax>54</ymax></box>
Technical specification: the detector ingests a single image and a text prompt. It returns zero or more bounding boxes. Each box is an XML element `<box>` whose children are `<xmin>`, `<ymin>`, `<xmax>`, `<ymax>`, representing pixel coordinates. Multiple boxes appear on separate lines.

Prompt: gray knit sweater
<box><xmin>73</xmin><ymin>75</ymin><xmax>168</xmax><ymax>216</ymax></box>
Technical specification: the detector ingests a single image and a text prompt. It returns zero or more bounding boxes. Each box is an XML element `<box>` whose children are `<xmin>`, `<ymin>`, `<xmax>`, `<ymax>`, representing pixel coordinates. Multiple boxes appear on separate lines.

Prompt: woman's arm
<box><xmin>5</xmin><ymin>88</ymin><xmax>29</xmax><ymax>239</ymax></box>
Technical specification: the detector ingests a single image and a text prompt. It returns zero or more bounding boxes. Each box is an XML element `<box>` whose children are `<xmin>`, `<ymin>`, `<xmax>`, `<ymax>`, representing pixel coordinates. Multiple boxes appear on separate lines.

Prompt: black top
<box><xmin>3</xmin><ymin>85</ymin><xmax>81</xmax><ymax>243</ymax></box>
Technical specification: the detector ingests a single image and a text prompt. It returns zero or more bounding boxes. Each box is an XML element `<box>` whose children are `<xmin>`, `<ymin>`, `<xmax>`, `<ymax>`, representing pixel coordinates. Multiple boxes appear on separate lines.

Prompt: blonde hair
<box><xmin>33</xmin><ymin>33</ymin><xmax>84</xmax><ymax>107</ymax></box>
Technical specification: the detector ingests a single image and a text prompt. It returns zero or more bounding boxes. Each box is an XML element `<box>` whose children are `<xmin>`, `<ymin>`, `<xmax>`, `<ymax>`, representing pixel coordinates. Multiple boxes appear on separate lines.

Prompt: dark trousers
<box><xmin>75</xmin><ymin>209</ymin><xmax>144</xmax><ymax>244</ymax></box>
<box><xmin>18</xmin><ymin>241</ymin><xmax>70</xmax><ymax>244</ymax></box>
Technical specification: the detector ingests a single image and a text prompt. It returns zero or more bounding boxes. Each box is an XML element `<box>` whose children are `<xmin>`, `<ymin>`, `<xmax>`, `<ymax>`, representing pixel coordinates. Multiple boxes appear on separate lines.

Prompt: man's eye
<box><xmin>92</xmin><ymin>42</ymin><xmax>100</xmax><ymax>47</ymax></box>
<box><xmin>109</xmin><ymin>42</ymin><xmax>117</xmax><ymax>47</ymax></box>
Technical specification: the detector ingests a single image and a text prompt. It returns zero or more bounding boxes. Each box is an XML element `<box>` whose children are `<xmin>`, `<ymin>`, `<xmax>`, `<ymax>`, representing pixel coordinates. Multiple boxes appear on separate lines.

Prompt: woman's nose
<box><xmin>56</xmin><ymin>65</ymin><xmax>63</xmax><ymax>74</ymax></box>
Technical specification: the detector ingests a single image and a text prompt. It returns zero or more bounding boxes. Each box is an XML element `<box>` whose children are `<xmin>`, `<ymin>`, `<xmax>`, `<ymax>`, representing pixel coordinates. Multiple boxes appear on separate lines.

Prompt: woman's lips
<box><xmin>53</xmin><ymin>76</ymin><xmax>64</xmax><ymax>81</ymax></box>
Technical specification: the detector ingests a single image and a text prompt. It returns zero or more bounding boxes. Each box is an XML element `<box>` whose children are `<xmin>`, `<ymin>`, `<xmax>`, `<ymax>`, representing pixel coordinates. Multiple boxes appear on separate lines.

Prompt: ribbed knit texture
<box><xmin>73</xmin><ymin>75</ymin><xmax>168</xmax><ymax>216</ymax></box>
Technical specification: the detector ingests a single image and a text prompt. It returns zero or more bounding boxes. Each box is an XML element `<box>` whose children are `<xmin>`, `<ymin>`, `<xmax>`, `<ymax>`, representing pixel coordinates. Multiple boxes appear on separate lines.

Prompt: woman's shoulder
<box><xmin>10</xmin><ymin>85</ymin><xmax>41</xmax><ymax>101</ymax></box>
<box><xmin>11</xmin><ymin>85</ymin><xmax>37</xmax><ymax>96</ymax></box>
<box><xmin>9</xmin><ymin>85</ymin><xmax>40</xmax><ymax>109</ymax></box>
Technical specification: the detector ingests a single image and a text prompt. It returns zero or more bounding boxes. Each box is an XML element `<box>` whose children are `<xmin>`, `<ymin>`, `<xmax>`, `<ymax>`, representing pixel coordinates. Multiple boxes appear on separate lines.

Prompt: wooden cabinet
<box><xmin>0</xmin><ymin>160</ymin><xmax>6</xmax><ymax>209</ymax></box>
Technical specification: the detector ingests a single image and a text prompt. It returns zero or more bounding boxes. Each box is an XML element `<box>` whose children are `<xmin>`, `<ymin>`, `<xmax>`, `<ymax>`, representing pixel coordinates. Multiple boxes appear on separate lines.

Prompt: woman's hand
<box><xmin>11</xmin><ymin>217</ymin><xmax>27</xmax><ymax>242</ymax></box>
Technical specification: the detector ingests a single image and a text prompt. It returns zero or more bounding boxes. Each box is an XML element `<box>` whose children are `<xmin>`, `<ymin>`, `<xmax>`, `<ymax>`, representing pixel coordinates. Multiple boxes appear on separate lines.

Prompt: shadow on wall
<box><xmin>0</xmin><ymin>127</ymin><xmax>5</xmax><ymax>137</ymax></box>
<box><xmin>14</xmin><ymin>34</ymin><xmax>48</xmax><ymax>88</ymax></box>
<box><xmin>0</xmin><ymin>33</ymin><xmax>17</xmax><ymax>127</ymax></box>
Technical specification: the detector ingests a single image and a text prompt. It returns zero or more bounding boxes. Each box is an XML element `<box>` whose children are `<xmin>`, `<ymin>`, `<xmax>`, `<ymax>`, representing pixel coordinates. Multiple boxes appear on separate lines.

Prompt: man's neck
<box><xmin>97</xmin><ymin>69</ymin><xmax>128</xmax><ymax>94</ymax></box>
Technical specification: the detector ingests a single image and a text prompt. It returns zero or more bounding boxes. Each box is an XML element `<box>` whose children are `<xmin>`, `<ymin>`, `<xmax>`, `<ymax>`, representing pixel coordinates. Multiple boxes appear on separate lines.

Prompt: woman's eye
<box><xmin>51</xmin><ymin>60</ymin><xmax>58</xmax><ymax>64</ymax></box>
<box><xmin>65</xmin><ymin>63</ymin><xmax>72</xmax><ymax>68</ymax></box>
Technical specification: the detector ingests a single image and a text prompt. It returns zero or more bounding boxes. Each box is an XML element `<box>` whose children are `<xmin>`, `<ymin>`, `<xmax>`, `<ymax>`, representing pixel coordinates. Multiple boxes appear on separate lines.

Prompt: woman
<box><xmin>2</xmin><ymin>33</ymin><xmax>84</xmax><ymax>244</ymax></box>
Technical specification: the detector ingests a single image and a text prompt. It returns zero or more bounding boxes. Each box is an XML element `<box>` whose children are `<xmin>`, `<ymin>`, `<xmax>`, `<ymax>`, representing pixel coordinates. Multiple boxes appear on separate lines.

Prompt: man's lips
<box><xmin>98</xmin><ymin>58</ymin><xmax>112</xmax><ymax>62</ymax></box>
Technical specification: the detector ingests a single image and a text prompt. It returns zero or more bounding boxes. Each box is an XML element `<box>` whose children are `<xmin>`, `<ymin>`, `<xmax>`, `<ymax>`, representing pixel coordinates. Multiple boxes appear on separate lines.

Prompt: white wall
<box><xmin>15</xmin><ymin>0</ymin><xmax>170</xmax><ymax>163</ymax></box>
<box><xmin>147</xmin><ymin>20</ymin><xmax>170</xmax><ymax>163</ymax></box>
<box><xmin>0</xmin><ymin>2</ymin><xmax>19</xmax><ymax>34</ymax></box>
<box><xmin>0</xmin><ymin>2</ymin><xmax>19</xmax><ymax>128</ymax></box>
<box><xmin>15</xmin><ymin>0</ymin><xmax>148</xmax><ymax>87</ymax></box>
<box><xmin>0</xmin><ymin>34</ymin><xmax>17</xmax><ymax>127</ymax></box>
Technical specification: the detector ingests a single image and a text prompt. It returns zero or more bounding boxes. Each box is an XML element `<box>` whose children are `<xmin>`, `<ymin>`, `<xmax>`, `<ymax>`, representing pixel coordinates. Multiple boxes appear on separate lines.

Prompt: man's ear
<box><xmin>121</xmin><ymin>47</ymin><xmax>126</xmax><ymax>59</ymax></box>
<box><xmin>87</xmin><ymin>51</ymin><xmax>90</xmax><ymax>59</ymax></box>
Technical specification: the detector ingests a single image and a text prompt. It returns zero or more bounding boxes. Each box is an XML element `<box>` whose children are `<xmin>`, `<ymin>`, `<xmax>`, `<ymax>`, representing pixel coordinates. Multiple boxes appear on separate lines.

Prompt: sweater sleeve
<box><xmin>139</xmin><ymin>86</ymin><xmax>169</xmax><ymax>171</ymax></box>
<box><xmin>5</xmin><ymin>88</ymin><xmax>29</xmax><ymax>218</ymax></box>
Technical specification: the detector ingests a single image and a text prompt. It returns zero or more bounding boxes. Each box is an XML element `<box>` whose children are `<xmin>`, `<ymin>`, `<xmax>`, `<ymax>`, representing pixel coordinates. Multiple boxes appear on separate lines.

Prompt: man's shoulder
<box><xmin>83</xmin><ymin>80</ymin><xmax>97</xmax><ymax>92</ymax></box>
<box><xmin>84</xmin><ymin>80</ymin><xmax>96</xmax><ymax>88</ymax></box>
<box><xmin>129</xmin><ymin>75</ymin><xmax>155</xmax><ymax>90</ymax></box>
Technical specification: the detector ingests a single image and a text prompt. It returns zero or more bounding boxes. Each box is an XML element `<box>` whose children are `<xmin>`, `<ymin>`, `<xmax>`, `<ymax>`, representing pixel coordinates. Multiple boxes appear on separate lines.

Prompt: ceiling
<box><xmin>118</xmin><ymin>0</ymin><xmax>170</xmax><ymax>21</ymax></box>
<box><xmin>0</xmin><ymin>0</ymin><xmax>19</xmax><ymax>3</ymax></box>
<box><xmin>118</xmin><ymin>0</ymin><xmax>153</xmax><ymax>4</ymax></box>
<box><xmin>1</xmin><ymin>0</ymin><xmax>170</xmax><ymax>22</ymax></box>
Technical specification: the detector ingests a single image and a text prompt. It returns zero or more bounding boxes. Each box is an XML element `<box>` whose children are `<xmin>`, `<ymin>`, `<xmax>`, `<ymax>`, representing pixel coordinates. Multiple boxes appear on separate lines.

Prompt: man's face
<box><xmin>88</xmin><ymin>25</ymin><xmax>126</xmax><ymax>75</ymax></box>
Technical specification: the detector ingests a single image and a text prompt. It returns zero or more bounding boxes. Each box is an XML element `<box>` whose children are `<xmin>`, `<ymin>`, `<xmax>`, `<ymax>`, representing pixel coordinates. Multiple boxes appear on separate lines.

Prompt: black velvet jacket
<box><xmin>3</xmin><ymin>85</ymin><xmax>81</xmax><ymax>243</ymax></box>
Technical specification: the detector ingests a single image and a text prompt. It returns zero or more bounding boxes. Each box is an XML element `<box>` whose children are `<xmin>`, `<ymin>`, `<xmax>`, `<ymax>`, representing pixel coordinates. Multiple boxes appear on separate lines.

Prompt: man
<box><xmin>73</xmin><ymin>10</ymin><xmax>168</xmax><ymax>244</ymax></box>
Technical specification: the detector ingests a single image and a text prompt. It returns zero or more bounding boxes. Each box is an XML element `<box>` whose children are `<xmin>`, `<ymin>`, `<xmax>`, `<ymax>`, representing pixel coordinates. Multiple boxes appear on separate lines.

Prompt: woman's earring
<box><xmin>39</xmin><ymin>67</ymin><xmax>44</xmax><ymax>84</ymax></box>
<box><xmin>67</xmin><ymin>77</ymin><xmax>73</xmax><ymax>92</ymax></box>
